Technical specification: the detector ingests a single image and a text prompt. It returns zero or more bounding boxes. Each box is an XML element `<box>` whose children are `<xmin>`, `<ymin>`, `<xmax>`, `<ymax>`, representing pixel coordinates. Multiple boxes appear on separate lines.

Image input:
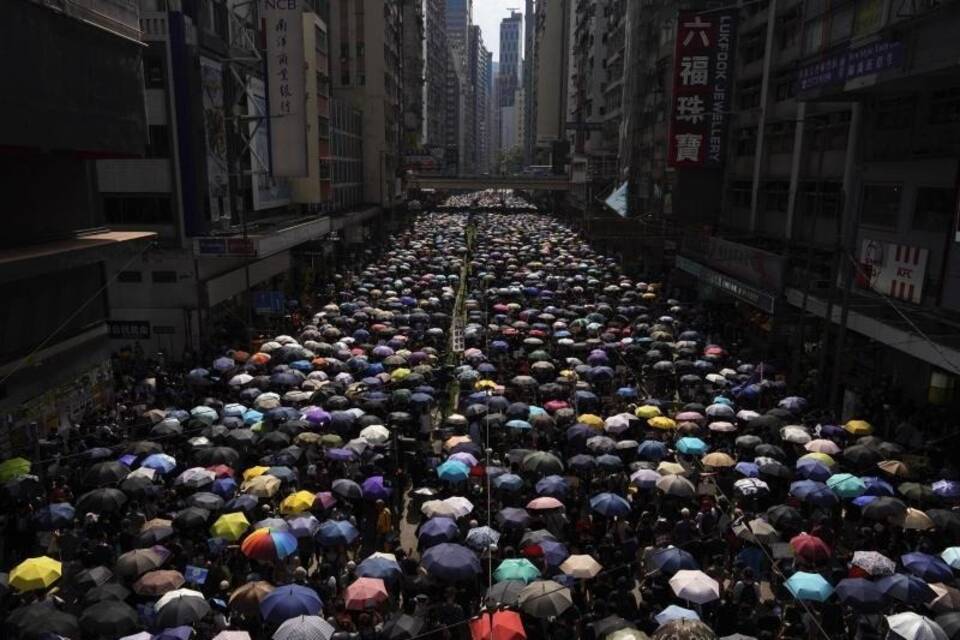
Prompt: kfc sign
<box><xmin>667</xmin><ymin>11</ymin><xmax>738</xmax><ymax>169</ymax></box>
<box><xmin>857</xmin><ymin>239</ymin><xmax>928</xmax><ymax>304</ymax></box>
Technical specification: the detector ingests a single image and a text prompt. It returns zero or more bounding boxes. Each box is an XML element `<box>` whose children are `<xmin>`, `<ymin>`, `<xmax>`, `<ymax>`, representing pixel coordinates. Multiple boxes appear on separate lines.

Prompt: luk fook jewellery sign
<box><xmin>263</xmin><ymin>0</ymin><xmax>308</xmax><ymax>177</ymax></box>
<box><xmin>667</xmin><ymin>10</ymin><xmax>738</xmax><ymax>169</ymax></box>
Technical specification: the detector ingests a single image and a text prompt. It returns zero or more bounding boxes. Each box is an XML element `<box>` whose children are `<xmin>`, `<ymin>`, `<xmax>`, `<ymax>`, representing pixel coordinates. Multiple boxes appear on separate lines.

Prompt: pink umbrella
<box><xmin>315</xmin><ymin>492</ymin><xmax>337</xmax><ymax>509</ymax></box>
<box><xmin>675</xmin><ymin>411</ymin><xmax>704</xmax><ymax>423</ymax></box>
<box><xmin>344</xmin><ymin>577</ymin><xmax>389</xmax><ymax>610</ymax></box>
<box><xmin>526</xmin><ymin>497</ymin><xmax>564</xmax><ymax>511</ymax></box>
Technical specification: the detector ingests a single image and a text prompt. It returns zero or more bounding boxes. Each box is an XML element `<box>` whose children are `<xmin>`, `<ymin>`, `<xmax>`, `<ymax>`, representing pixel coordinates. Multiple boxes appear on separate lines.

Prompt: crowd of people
<box><xmin>1</xmin><ymin>208</ymin><xmax>959</xmax><ymax>640</ymax></box>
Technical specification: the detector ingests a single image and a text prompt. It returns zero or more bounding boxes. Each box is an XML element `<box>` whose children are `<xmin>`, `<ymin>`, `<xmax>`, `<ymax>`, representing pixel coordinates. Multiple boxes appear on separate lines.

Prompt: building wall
<box><xmin>423</xmin><ymin>0</ymin><xmax>449</xmax><ymax>153</ymax></box>
<box><xmin>534</xmin><ymin>0</ymin><xmax>571</xmax><ymax>150</ymax></box>
<box><xmin>523</xmin><ymin>0</ymin><xmax>538</xmax><ymax>165</ymax></box>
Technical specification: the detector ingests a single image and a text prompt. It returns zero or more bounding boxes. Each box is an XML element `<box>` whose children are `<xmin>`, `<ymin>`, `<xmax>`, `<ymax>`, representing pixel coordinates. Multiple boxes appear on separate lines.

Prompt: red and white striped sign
<box><xmin>859</xmin><ymin>239</ymin><xmax>928</xmax><ymax>304</ymax></box>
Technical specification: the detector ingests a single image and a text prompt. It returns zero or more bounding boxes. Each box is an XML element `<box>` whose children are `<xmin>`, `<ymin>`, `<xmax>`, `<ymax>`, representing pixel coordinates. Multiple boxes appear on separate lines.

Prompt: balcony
<box><xmin>39</xmin><ymin>0</ymin><xmax>141</xmax><ymax>42</ymax></box>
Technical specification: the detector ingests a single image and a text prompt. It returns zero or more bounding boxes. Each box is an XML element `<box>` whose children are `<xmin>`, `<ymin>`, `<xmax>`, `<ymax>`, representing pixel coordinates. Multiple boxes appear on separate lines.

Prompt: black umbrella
<box><xmin>758</xmin><ymin>460</ymin><xmax>793</xmax><ymax>480</ymax></box>
<box><xmin>937</xmin><ymin>612</ymin><xmax>960</xmax><ymax>640</ymax></box>
<box><xmin>754</xmin><ymin>444</ymin><xmax>786</xmax><ymax>459</ymax></box>
<box><xmin>8</xmin><ymin>602</ymin><xmax>79</xmax><ymax>640</ymax></box>
<box><xmin>593</xmin><ymin>614</ymin><xmax>632</xmax><ymax>637</ymax></box>
<box><xmin>83</xmin><ymin>582</ymin><xmax>131</xmax><ymax>604</ymax></box>
<box><xmin>188</xmin><ymin>492</ymin><xmax>224</xmax><ymax>511</ymax></box>
<box><xmin>765</xmin><ymin>505</ymin><xmax>805</xmax><ymax>530</ymax></box>
<box><xmin>332</xmin><ymin>478</ymin><xmax>363</xmax><ymax>500</ymax></box>
<box><xmin>928</xmin><ymin>509</ymin><xmax>960</xmax><ymax>536</ymax></box>
<box><xmin>80</xmin><ymin>600</ymin><xmax>140</xmax><ymax>637</ymax></box>
<box><xmin>861</xmin><ymin>497</ymin><xmax>907</xmax><ymax>522</ymax></box>
<box><xmin>844</xmin><ymin>445</ymin><xmax>883</xmax><ymax>466</ymax></box>
<box><xmin>194</xmin><ymin>446</ymin><xmax>241</xmax><ymax>466</ymax></box>
<box><xmin>3</xmin><ymin>474</ymin><xmax>43</xmax><ymax>501</ymax></box>
<box><xmin>120</xmin><ymin>475</ymin><xmax>158</xmax><ymax>498</ymax></box>
<box><xmin>174</xmin><ymin>506</ymin><xmax>211</xmax><ymax>529</ymax></box>
<box><xmin>155</xmin><ymin>592</ymin><xmax>211</xmax><ymax>627</ymax></box>
<box><xmin>381</xmin><ymin>613</ymin><xmax>425</xmax><ymax>640</ymax></box>
<box><xmin>77</xmin><ymin>487</ymin><xmax>128</xmax><ymax>514</ymax></box>
<box><xmin>73</xmin><ymin>565</ymin><xmax>114</xmax><ymax>589</ymax></box>
<box><xmin>485</xmin><ymin>580</ymin><xmax>525</xmax><ymax>606</ymax></box>
<box><xmin>115</xmin><ymin>548</ymin><xmax>166</xmax><ymax>579</ymax></box>
<box><xmin>84</xmin><ymin>461</ymin><xmax>130</xmax><ymax>487</ymax></box>
<box><xmin>136</xmin><ymin>525</ymin><xmax>175</xmax><ymax>547</ymax></box>
<box><xmin>127</xmin><ymin>440</ymin><xmax>163</xmax><ymax>456</ymax></box>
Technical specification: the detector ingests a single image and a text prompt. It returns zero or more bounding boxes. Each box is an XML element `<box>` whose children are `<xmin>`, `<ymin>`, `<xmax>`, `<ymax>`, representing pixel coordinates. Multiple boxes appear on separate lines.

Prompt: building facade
<box><xmin>533</xmin><ymin>0</ymin><xmax>572</xmax><ymax>165</ymax></box>
<box><xmin>423</xmin><ymin>0</ymin><xmax>449</xmax><ymax>158</ymax></box>
<box><xmin>523</xmin><ymin>0</ymin><xmax>538</xmax><ymax>166</ymax></box>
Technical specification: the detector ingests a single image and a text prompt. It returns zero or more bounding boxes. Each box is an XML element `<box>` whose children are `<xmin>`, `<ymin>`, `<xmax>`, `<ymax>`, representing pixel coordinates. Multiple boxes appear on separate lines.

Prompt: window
<box><xmin>860</xmin><ymin>184</ymin><xmax>901</xmax><ymax>228</ymax></box>
<box><xmin>800</xmin><ymin>182</ymin><xmax>842</xmax><ymax>219</ymax></box>
<box><xmin>145</xmin><ymin>125</ymin><xmax>170</xmax><ymax>158</ymax></box>
<box><xmin>774</xmin><ymin>75</ymin><xmax>795</xmax><ymax>102</ymax></box>
<box><xmin>737</xmin><ymin>127</ymin><xmax>757</xmax><ymax>156</ymax></box>
<box><xmin>144</xmin><ymin>56</ymin><xmax>165</xmax><ymax>89</ymax></box>
<box><xmin>875</xmin><ymin>96</ymin><xmax>915</xmax><ymax>131</ymax></box>
<box><xmin>103</xmin><ymin>195</ymin><xmax>173</xmax><ymax>225</ymax></box>
<box><xmin>778</xmin><ymin>11</ymin><xmax>800</xmax><ymax>50</ymax></box>
<box><xmin>767</xmin><ymin>121</ymin><xmax>795</xmax><ymax>154</ymax></box>
<box><xmin>739</xmin><ymin>80</ymin><xmax>761</xmax><ymax>110</ymax></box>
<box><xmin>729</xmin><ymin>181</ymin><xmax>752</xmax><ymax>208</ymax></box>
<box><xmin>152</xmin><ymin>270</ymin><xmax>178</xmax><ymax>283</ymax></box>
<box><xmin>930</xmin><ymin>87</ymin><xmax>960</xmax><ymax>125</ymax></box>
<box><xmin>764</xmin><ymin>181</ymin><xmax>790</xmax><ymax>212</ymax></box>
<box><xmin>913</xmin><ymin>187</ymin><xmax>956</xmax><ymax>232</ymax></box>
<box><xmin>118</xmin><ymin>271</ymin><xmax>143</xmax><ymax>283</ymax></box>
<box><xmin>741</xmin><ymin>30</ymin><xmax>766</xmax><ymax>64</ymax></box>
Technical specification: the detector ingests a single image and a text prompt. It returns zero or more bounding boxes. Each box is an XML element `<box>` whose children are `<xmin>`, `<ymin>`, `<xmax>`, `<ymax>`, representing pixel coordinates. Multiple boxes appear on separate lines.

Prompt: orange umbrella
<box><xmin>470</xmin><ymin>610</ymin><xmax>526</xmax><ymax>640</ymax></box>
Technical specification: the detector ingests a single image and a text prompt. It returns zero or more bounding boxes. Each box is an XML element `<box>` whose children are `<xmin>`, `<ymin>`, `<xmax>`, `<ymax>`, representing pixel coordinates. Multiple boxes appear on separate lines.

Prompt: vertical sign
<box><xmin>667</xmin><ymin>10</ymin><xmax>738</xmax><ymax>168</ymax></box>
<box><xmin>248</xmin><ymin>77</ymin><xmax>292</xmax><ymax>210</ymax></box>
<box><xmin>263</xmin><ymin>0</ymin><xmax>308</xmax><ymax>177</ymax></box>
<box><xmin>200</xmin><ymin>57</ymin><xmax>230</xmax><ymax>221</ymax></box>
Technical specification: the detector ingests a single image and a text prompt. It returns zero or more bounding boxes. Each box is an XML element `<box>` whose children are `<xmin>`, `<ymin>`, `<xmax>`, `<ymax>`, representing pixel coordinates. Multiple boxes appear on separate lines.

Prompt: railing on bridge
<box><xmin>407</xmin><ymin>175</ymin><xmax>572</xmax><ymax>191</ymax></box>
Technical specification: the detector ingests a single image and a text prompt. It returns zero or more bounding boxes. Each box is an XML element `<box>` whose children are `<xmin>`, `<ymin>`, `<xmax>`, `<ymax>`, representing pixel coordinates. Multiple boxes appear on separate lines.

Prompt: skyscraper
<box><xmin>497</xmin><ymin>10</ymin><xmax>524</xmax><ymax>154</ymax></box>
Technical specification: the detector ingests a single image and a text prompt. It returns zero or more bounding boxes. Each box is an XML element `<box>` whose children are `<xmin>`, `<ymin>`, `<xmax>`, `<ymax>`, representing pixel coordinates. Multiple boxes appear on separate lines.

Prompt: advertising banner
<box><xmin>667</xmin><ymin>10</ymin><xmax>738</xmax><ymax>168</ymax></box>
<box><xmin>200</xmin><ymin>57</ymin><xmax>230</xmax><ymax>221</ymax></box>
<box><xmin>857</xmin><ymin>239</ymin><xmax>928</xmax><ymax>304</ymax></box>
<box><xmin>263</xmin><ymin>0</ymin><xmax>308</xmax><ymax>177</ymax></box>
<box><xmin>797</xmin><ymin>40</ymin><xmax>904</xmax><ymax>93</ymax></box>
<box><xmin>247</xmin><ymin>77</ymin><xmax>291</xmax><ymax>210</ymax></box>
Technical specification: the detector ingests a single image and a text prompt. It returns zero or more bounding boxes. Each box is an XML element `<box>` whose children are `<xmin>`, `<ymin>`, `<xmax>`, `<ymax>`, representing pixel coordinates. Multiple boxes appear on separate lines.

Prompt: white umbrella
<box><xmin>359</xmin><ymin>425</ymin><xmax>391</xmax><ymax>445</ymax></box>
<box><xmin>128</xmin><ymin>467</ymin><xmax>157</xmax><ymax>481</ymax></box>
<box><xmin>886</xmin><ymin>612</ymin><xmax>947</xmax><ymax>640</ymax></box>
<box><xmin>734</xmin><ymin>478</ymin><xmax>770</xmax><ymax>496</ymax></box>
<box><xmin>156</xmin><ymin>587</ymin><xmax>206</xmax><ymax>611</ymax></box>
<box><xmin>228</xmin><ymin>373</ymin><xmax>253</xmax><ymax>387</ymax></box>
<box><xmin>560</xmin><ymin>554</ymin><xmax>602</xmax><ymax>579</ymax></box>
<box><xmin>669</xmin><ymin>569</ymin><xmax>720</xmax><ymax>604</ymax></box>
<box><xmin>604</xmin><ymin>413</ymin><xmax>633</xmax><ymax>435</ymax></box>
<box><xmin>780</xmin><ymin>425</ymin><xmax>812</xmax><ymax>444</ymax></box>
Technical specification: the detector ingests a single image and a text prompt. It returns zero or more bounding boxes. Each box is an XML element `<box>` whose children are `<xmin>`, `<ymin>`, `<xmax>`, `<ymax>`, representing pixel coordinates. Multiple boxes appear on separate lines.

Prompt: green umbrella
<box><xmin>827</xmin><ymin>473</ymin><xmax>866</xmax><ymax>498</ymax></box>
<box><xmin>0</xmin><ymin>457</ymin><xmax>31</xmax><ymax>483</ymax></box>
<box><xmin>493</xmin><ymin>558</ymin><xmax>541</xmax><ymax>584</ymax></box>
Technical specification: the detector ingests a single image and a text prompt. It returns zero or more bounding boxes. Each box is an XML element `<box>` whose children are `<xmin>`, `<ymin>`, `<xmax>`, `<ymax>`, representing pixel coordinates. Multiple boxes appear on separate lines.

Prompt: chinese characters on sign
<box><xmin>797</xmin><ymin>40</ymin><xmax>904</xmax><ymax>92</ymax></box>
<box><xmin>667</xmin><ymin>11</ymin><xmax>738</xmax><ymax>169</ymax></box>
<box><xmin>262</xmin><ymin>0</ymin><xmax>308</xmax><ymax>177</ymax></box>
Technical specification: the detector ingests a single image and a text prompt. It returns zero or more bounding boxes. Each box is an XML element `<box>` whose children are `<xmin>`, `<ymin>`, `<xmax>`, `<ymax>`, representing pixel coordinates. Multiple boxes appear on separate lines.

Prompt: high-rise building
<box><xmin>401</xmin><ymin>0</ymin><xmax>426</xmax><ymax>158</ymax></box>
<box><xmin>500</xmin><ymin>10</ymin><xmax>523</xmax><ymax>84</ymax></box>
<box><xmin>423</xmin><ymin>0</ymin><xmax>449</xmax><ymax>158</ymax></box>
<box><xmin>445</xmin><ymin>0</ymin><xmax>472</xmax><ymax>174</ymax></box>
<box><xmin>445</xmin><ymin>0</ymin><xmax>472</xmax><ymax>59</ymax></box>
<box><xmin>444</xmin><ymin>44</ymin><xmax>467</xmax><ymax>175</ymax></box>
<box><xmin>466</xmin><ymin>25</ymin><xmax>489</xmax><ymax>175</ymax></box>
<box><xmin>534</xmin><ymin>0</ymin><xmax>573</xmax><ymax>165</ymax></box>
<box><xmin>330</xmin><ymin>0</ymin><xmax>404</xmax><ymax>206</ymax></box>
<box><xmin>523</xmin><ymin>0</ymin><xmax>538</xmax><ymax>166</ymax></box>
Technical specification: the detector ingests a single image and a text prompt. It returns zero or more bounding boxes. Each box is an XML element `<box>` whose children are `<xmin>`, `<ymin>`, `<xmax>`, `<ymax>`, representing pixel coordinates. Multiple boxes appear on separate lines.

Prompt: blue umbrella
<box><xmin>316</xmin><ymin>519</ymin><xmax>359</xmax><ymax>546</ymax></box>
<box><xmin>676</xmin><ymin>437</ymin><xmax>709</xmax><ymax>455</ymax></box>
<box><xmin>862</xmin><ymin>476</ymin><xmax>895</xmax><ymax>496</ymax></box>
<box><xmin>540</xmin><ymin>540</ymin><xmax>570</xmax><ymax>567</ymax></box>
<box><xmin>357</xmin><ymin>554</ymin><xmax>402</xmax><ymax>582</ymax></box>
<box><xmin>506</xmin><ymin>420</ymin><xmax>532</xmax><ymax>431</ymax></box>
<box><xmin>242</xmin><ymin>410</ymin><xmax>264</xmax><ymax>425</ymax></box>
<box><xmin>535</xmin><ymin>475</ymin><xmax>568</xmax><ymax>498</ymax></box>
<box><xmin>565</xmin><ymin>425</ymin><xmax>593</xmax><ymax>445</ymax></box>
<box><xmin>421</xmin><ymin>543</ymin><xmax>481</xmax><ymax>582</ymax></box>
<box><xmin>589</xmin><ymin>492</ymin><xmax>630</xmax><ymax>518</ymax></box>
<box><xmin>259</xmin><ymin>584</ymin><xmax>322</xmax><ymax>624</ymax></box>
<box><xmin>361</xmin><ymin>476</ymin><xmax>391</xmax><ymax>501</ymax></box>
<box><xmin>326</xmin><ymin>448</ymin><xmax>355</xmax><ymax>462</ymax></box>
<box><xmin>796</xmin><ymin>458</ymin><xmax>832</xmax><ymax>481</ymax></box>
<box><xmin>648</xmin><ymin>547</ymin><xmax>699</xmax><ymax>575</ymax></box>
<box><xmin>419</xmin><ymin>517</ymin><xmax>460</xmax><ymax>548</ymax></box>
<box><xmin>437</xmin><ymin>460</ymin><xmax>470</xmax><ymax>482</ymax></box>
<box><xmin>901</xmin><ymin>552</ymin><xmax>954</xmax><ymax>582</ymax></box>
<box><xmin>877</xmin><ymin>573</ymin><xmax>937</xmax><ymax>604</ymax></box>
<box><xmin>637</xmin><ymin>440</ymin><xmax>669</xmax><ymax>461</ymax></box>
<box><xmin>568</xmin><ymin>454</ymin><xmax>596</xmax><ymax>471</ymax></box>
<box><xmin>226</xmin><ymin>494</ymin><xmax>258</xmax><ymax>512</ymax></box>
<box><xmin>287</xmin><ymin>515</ymin><xmax>321</xmax><ymax>538</ymax></box>
<box><xmin>785</xmin><ymin>571</ymin><xmax>834</xmax><ymax>602</ymax></box>
<box><xmin>266</xmin><ymin>466</ymin><xmax>297</xmax><ymax>483</ymax></box>
<box><xmin>655</xmin><ymin>605</ymin><xmax>700</xmax><ymax>625</ymax></box>
<box><xmin>735</xmin><ymin>462</ymin><xmax>759</xmax><ymax>478</ymax></box>
<box><xmin>211</xmin><ymin>477</ymin><xmax>237</xmax><ymax>498</ymax></box>
<box><xmin>141</xmin><ymin>454</ymin><xmax>177</xmax><ymax>475</ymax></box>
<box><xmin>933</xmin><ymin>479</ymin><xmax>960</xmax><ymax>499</ymax></box>
<box><xmin>835</xmin><ymin>578</ymin><xmax>886</xmax><ymax>612</ymax></box>
<box><xmin>493</xmin><ymin>473</ymin><xmax>524</xmax><ymax>492</ymax></box>
<box><xmin>596</xmin><ymin>454</ymin><xmax>623</xmax><ymax>469</ymax></box>
<box><xmin>34</xmin><ymin>502</ymin><xmax>76</xmax><ymax>530</ymax></box>
<box><xmin>497</xmin><ymin>507</ymin><xmax>531</xmax><ymax>529</ymax></box>
<box><xmin>852</xmin><ymin>495</ymin><xmax>878</xmax><ymax>508</ymax></box>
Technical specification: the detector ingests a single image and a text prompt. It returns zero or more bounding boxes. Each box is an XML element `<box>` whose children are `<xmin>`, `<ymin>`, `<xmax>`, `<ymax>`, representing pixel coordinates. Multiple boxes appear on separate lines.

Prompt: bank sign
<box><xmin>667</xmin><ymin>10</ymin><xmax>738</xmax><ymax>169</ymax></box>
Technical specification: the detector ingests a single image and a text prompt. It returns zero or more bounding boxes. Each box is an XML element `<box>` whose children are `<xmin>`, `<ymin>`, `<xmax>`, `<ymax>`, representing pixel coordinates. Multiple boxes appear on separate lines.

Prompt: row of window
<box><xmin>118</xmin><ymin>270</ymin><xmax>179</xmax><ymax>284</ymax></box>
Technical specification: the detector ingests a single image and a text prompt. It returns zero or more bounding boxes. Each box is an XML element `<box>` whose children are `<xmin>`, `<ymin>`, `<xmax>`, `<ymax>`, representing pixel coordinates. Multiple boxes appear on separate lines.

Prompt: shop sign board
<box><xmin>108</xmin><ymin>321</ymin><xmax>151</xmax><ymax>340</ymax></box>
<box><xmin>677</xmin><ymin>256</ymin><xmax>776</xmax><ymax>313</ymax></box>
<box><xmin>253</xmin><ymin>291</ymin><xmax>286</xmax><ymax>314</ymax></box>
<box><xmin>263</xmin><ymin>0</ymin><xmax>308</xmax><ymax>177</ymax></box>
<box><xmin>798</xmin><ymin>40</ymin><xmax>904</xmax><ymax>93</ymax></box>
<box><xmin>857</xmin><ymin>239</ymin><xmax>928</xmax><ymax>304</ymax></box>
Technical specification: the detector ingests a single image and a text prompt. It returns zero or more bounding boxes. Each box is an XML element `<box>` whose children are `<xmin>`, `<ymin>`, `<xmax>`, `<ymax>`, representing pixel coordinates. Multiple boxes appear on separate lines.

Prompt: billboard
<box><xmin>857</xmin><ymin>239</ymin><xmax>928</xmax><ymax>304</ymax></box>
<box><xmin>247</xmin><ymin>77</ymin><xmax>291</xmax><ymax>210</ymax></box>
<box><xmin>667</xmin><ymin>10</ymin><xmax>738</xmax><ymax>169</ymax></box>
<box><xmin>797</xmin><ymin>40</ymin><xmax>904</xmax><ymax>93</ymax></box>
<box><xmin>200</xmin><ymin>57</ymin><xmax>230</xmax><ymax>221</ymax></box>
<box><xmin>263</xmin><ymin>0</ymin><xmax>308</xmax><ymax>177</ymax></box>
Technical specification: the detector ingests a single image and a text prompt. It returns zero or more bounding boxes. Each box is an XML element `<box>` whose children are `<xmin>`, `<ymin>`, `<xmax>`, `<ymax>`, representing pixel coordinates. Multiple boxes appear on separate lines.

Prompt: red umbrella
<box><xmin>790</xmin><ymin>533</ymin><xmax>832</xmax><ymax>564</ymax></box>
<box><xmin>470</xmin><ymin>610</ymin><xmax>526</xmax><ymax>640</ymax></box>
<box><xmin>344</xmin><ymin>577</ymin><xmax>388</xmax><ymax>611</ymax></box>
<box><xmin>206</xmin><ymin>465</ymin><xmax>235</xmax><ymax>478</ymax></box>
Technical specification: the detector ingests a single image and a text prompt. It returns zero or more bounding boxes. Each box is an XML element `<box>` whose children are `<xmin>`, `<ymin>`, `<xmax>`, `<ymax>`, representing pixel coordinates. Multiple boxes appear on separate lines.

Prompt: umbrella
<box><xmin>590</xmin><ymin>492</ymin><xmax>631</xmax><ymax>517</ymax></box>
<box><xmin>332</xmin><ymin>478</ymin><xmax>363</xmax><ymax>500</ymax></box>
<box><xmin>344</xmin><ymin>577</ymin><xmax>389</xmax><ymax>610</ymax></box>
<box><xmin>659</xmin><ymin>475</ymin><xmax>698</xmax><ymax>497</ymax></box>
<box><xmin>652</xmin><ymin>620</ymin><xmax>715</xmax><ymax>640</ymax></box>
<box><xmin>902</xmin><ymin>507</ymin><xmax>936</xmax><ymax>530</ymax></box>
<box><xmin>133</xmin><ymin>569</ymin><xmax>185</xmax><ymax>596</ymax></box>
<box><xmin>827</xmin><ymin>473</ymin><xmax>867</xmax><ymax>498</ymax></box>
<box><xmin>317</xmin><ymin>519</ymin><xmax>359</xmax><ymax>546</ymax></box>
<box><xmin>470</xmin><ymin>610</ymin><xmax>526</xmax><ymax>640</ymax></box>
<box><xmin>785</xmin><ymin>571</ymin><xmax>834</xmax><ymax>602</ymax></box>
<box><xmin>0</xmin><ymin>457</ymin><xmax>31</xmax><ymax>482</ymax></box>
<box><xmin>10</xmin><ymin>556</ymin><xmax>61</xmax><ymax>592</ymax></box>
<box><xmin>655</xmin><ymin>605</ymin><xmax>701</xmax><ymax>625</ymax></box>
<box><xmin>702</xmin><ymin>452</ymin><xmax>736</xmax><ymax>468</ymax></box>
<box><xmin>465</xmin><ymin>525</ymin><xmax>501</xmax><ymax>551</ymax></box>
<box><xmin>241</xmin><ymin>527</ymin><xmax>298</xmax><ymax>561</ymax></box>
<box><xmin>930</xmin><ymin>509</ymin><xmax>960</xmax><ymax>536</ymax></box>
<box><xmin>851</xmin><ymin>550</ymin><xmax>896</xmax><ymax>576</ymax></box>
<box><xmin>79</xmin><ymin>601</ymin><xmax>140</xmax><ymax>638</ymax></box>
<box><xmin>421</xmin><ymin>543</ymin><xmax>482</xmax><ymax>582</ymax></box>
<box><xmin>242</xmin><ymin>474</ymin><xmax>281</xmax><ymax>498</ymax></box>
<box><xmin>155</xmin><ymin>588</ymin><xmax>211</xmax><ymax>627</ymax></box>
<box><xmin>669</xmin><ymin>570</ymin><xmax>720</xmax><ymax>604</ymax></box>
<box><xmin>497</xmin><ymin>507</ymin><xmax>531</xmax><ymax>530</ymax></box>
<box><xmin>518</xmin><ymin>580</ymin><xmax>573</xmax><ymax>618</ymax></box>
<box><xmin>943</xmin><ymin>547</ymin><xmax>960</xmax><ymax>570</ymax></box>
<box><xmin>878</xmin><ymin>573</ymin><xmax>937</xmax><ymax>604</ymax></box>
<box><xmin>790</xmin><ymin>533</ymin><xmax>831</xmax><ymax>564</ymax></box>
<box><xmin>494</xmin><ymin>558</ymin><xmax>541</xmax><ymax>584</ymax></box>
<box><xmin>419</xmin><ymin>517</ymin><xmax>461</xmax><ymax>548</ymax></box>
<box><xmin>835</xmin><ymin>578</ymin><xmax>886</xmax><ymax>612</ymax></box>
<box><xmin>280</xmin><ymin>490</ymin><xmax>316</xmax><ymax>515</ymax></box>
<box><xmin>560</xmin><ymin>554</ymin><xmax>602</xmax><ymax>579</ymax></box>
<box><xmin>211</xmin><ymin>512</ymin><xmax>250</xmax><ymax>541</ymax></box>
<box><xmin>8</xmin><ymin>602</ymin><xmax>79</xmax><ymax>639</ymax></box>
<box><xmin>732</xmin><ymin>518</ymin><xmax>778</xmax><ymax>544</ymax></box>
<box><xmin>676</xmin><ymin>437</ymin><xmax>709</xmax><ymax>455</ymax></box>
<box><xmin>930</xmin><ymin>584</ymin><xmax>960</xmax><ymax>614</ymax></box>
<box><xmin>766</xmin><ymin>505</ymin><xmax>804</xmax><ymax>530</ymax></box>
<box><xmin>77</xmin><ymin>487</ymin><xmax>128</xmax><ymax>513</ymax></box>
<box><xmin>228</xmin><ymin>580</ymin><xmax>275</xmax><ymax>615</ymax></box>
<box><xmin>84</xmin><ymin>582</ymin><xmax>131</xmax><ymax>604</ymax></box>
<box><xmin>486</xmin><ymin>580</ymin><xmax>526</xmax><ymax>606</ymax></box>
<box><xmin>648</xmin><ymin>547</ymin><xmax>698</xmax><ymax>575</ymax></box>
<box><xmin>260</xmin><ymin>585</ymin><xmax>323</xmax><ymax>624</ymax></box>
<box><xmin>362</xmin><ymin>475</ymin><xmax>392</xmax><ymax>500</ymax></box>
<box><xmin>84</xmin><ymin>461</ymin><xmax>130</xmax><ymax>486</ymax></box>
<box><xmin>382</xmin><ymin>614</ymin><xmax>425</xmax><ymax>640</ymax></box>
<box><xmin>902</xmin><ymin>552</ymin><xmax>954</xmax><ymax>582</ymax></box>
<box><xmin>521</xmin><ymin>451</ymin><xmax>564</xmax><ymax>475</ymax></box>
<box><xmin>886</xmin><ymin>612</ymin><xmax>948</xmax><ymax>640</ymax></box>
<box><xmin>175</xmin><ymin>506</ymin><xmax>211</xmax><ymax>529</ymax></box>
<box><xmin>356</xmin><ymin>553</ymin><xmax>403</xmax><ymax>582</ymax></box>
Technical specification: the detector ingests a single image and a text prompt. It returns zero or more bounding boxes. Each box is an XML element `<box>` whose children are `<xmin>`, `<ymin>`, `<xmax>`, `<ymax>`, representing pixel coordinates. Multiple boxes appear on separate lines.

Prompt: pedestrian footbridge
<box><xmin>407</xmin><ymin>175</ymin><xmax>572</xmax><ymax>191</ymax></box>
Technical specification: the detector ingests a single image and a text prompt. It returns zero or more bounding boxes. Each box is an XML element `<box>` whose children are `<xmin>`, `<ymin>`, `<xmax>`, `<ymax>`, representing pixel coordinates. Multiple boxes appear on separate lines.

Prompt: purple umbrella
<box><xmin>302</xmin><ymin>407</ymin><xmax>331</xmax><ymax>427</ymax></box>
<box><xmin>361</xmin><ymin>476</ymin><xmax>392</xmax><ymax>501</ymax></box>
<box><xmin>326</xmin><ymin>448</ymin><xmax>356</xmax><ymax>462</ymax></box>
<box><xmin>420</xmin><ymin>543</ymin><xmax>481</xmax><ymax>582</ymax></box>
<box><xmin>418</xmin><ymin>517</ymin><xmax>460</xmax><ymax>549</ymax></box>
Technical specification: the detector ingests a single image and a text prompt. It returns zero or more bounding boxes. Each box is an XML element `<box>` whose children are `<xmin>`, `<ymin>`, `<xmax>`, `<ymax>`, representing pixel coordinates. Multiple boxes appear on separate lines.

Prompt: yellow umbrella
<box><xmin>280</xmin><ymin>490</ymin><xmax>316</xmax><ymax>515</ymax></box>
<box><xmin>295</xmin><ymin>432</ymin><xmax>324</xmax><ymax>445</ymax></box>
<box><xmin>657</xmin><ymin>461</ymin><xmax>688</xmax><ymax>476</ymax></box>
<box><xmin>0</xmin><ymin>457</ymin><xmax>31</xmax><ymax>483</ymax></box>
<box><xmin>390</xmin><ymin>368</ymin><xmax>411</xmax><ymax>381</ymax></box>
<box><xmin>243</xmin><ymin>466</ymin><xmax>270</xmax><ymax>482</ymax></box>
<box><xmin>648</xmin><ymin>416</ymin><xmax>677</xmax><ymax>430</ymax></box>
<box><xmin>10</xmin><ymin>556</ymin><xmax>61</xmax><ymax>592</ymax></box>
<box><xmin>799</xmin><ymin>452</ymin><xmax>836</xmax><ymax>466</ymax></box>
<box><xmin>210</xmin><ymin>512</ymin><xmax>250</xmax><ymax>541</ymax></box>
<box><xmin>578</xmin><ymin>414</ymin><xmax>604</xmax><ymax>430</ymax></box>
<box><xmin>475</xmin><ymin>379</ymin><xmax>497</xmax><ymax>391</ymax></box>
<box><xmin>844</xmin><ymin>419</ymin><xmax>873</xmax><ymax>436</ymax></box>
<box><xmin>444</xmin><ymin>435</ymin><xmax>473</xmax><ymax>450</ymax></box>
<box><xmin>242</xmin><ymin>474</ymin><xmax>281</xmax><ymax>497</ymax></box>
<box><xmin>635</xmin><ymin>405</ymin><xmax>662</xmax><ymax>420</ymax></box>
<box><xmin>702</xmin><ymin>452</ymin><xmax>736</xmax><ymax>468</ymax></box>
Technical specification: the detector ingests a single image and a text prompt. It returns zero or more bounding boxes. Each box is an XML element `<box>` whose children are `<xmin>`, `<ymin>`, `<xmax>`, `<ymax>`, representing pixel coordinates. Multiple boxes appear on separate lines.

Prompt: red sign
<box><xmin>667</xmin><ymin>10</ymin><xmax>738</xmax><ymax>168</ymax></box>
